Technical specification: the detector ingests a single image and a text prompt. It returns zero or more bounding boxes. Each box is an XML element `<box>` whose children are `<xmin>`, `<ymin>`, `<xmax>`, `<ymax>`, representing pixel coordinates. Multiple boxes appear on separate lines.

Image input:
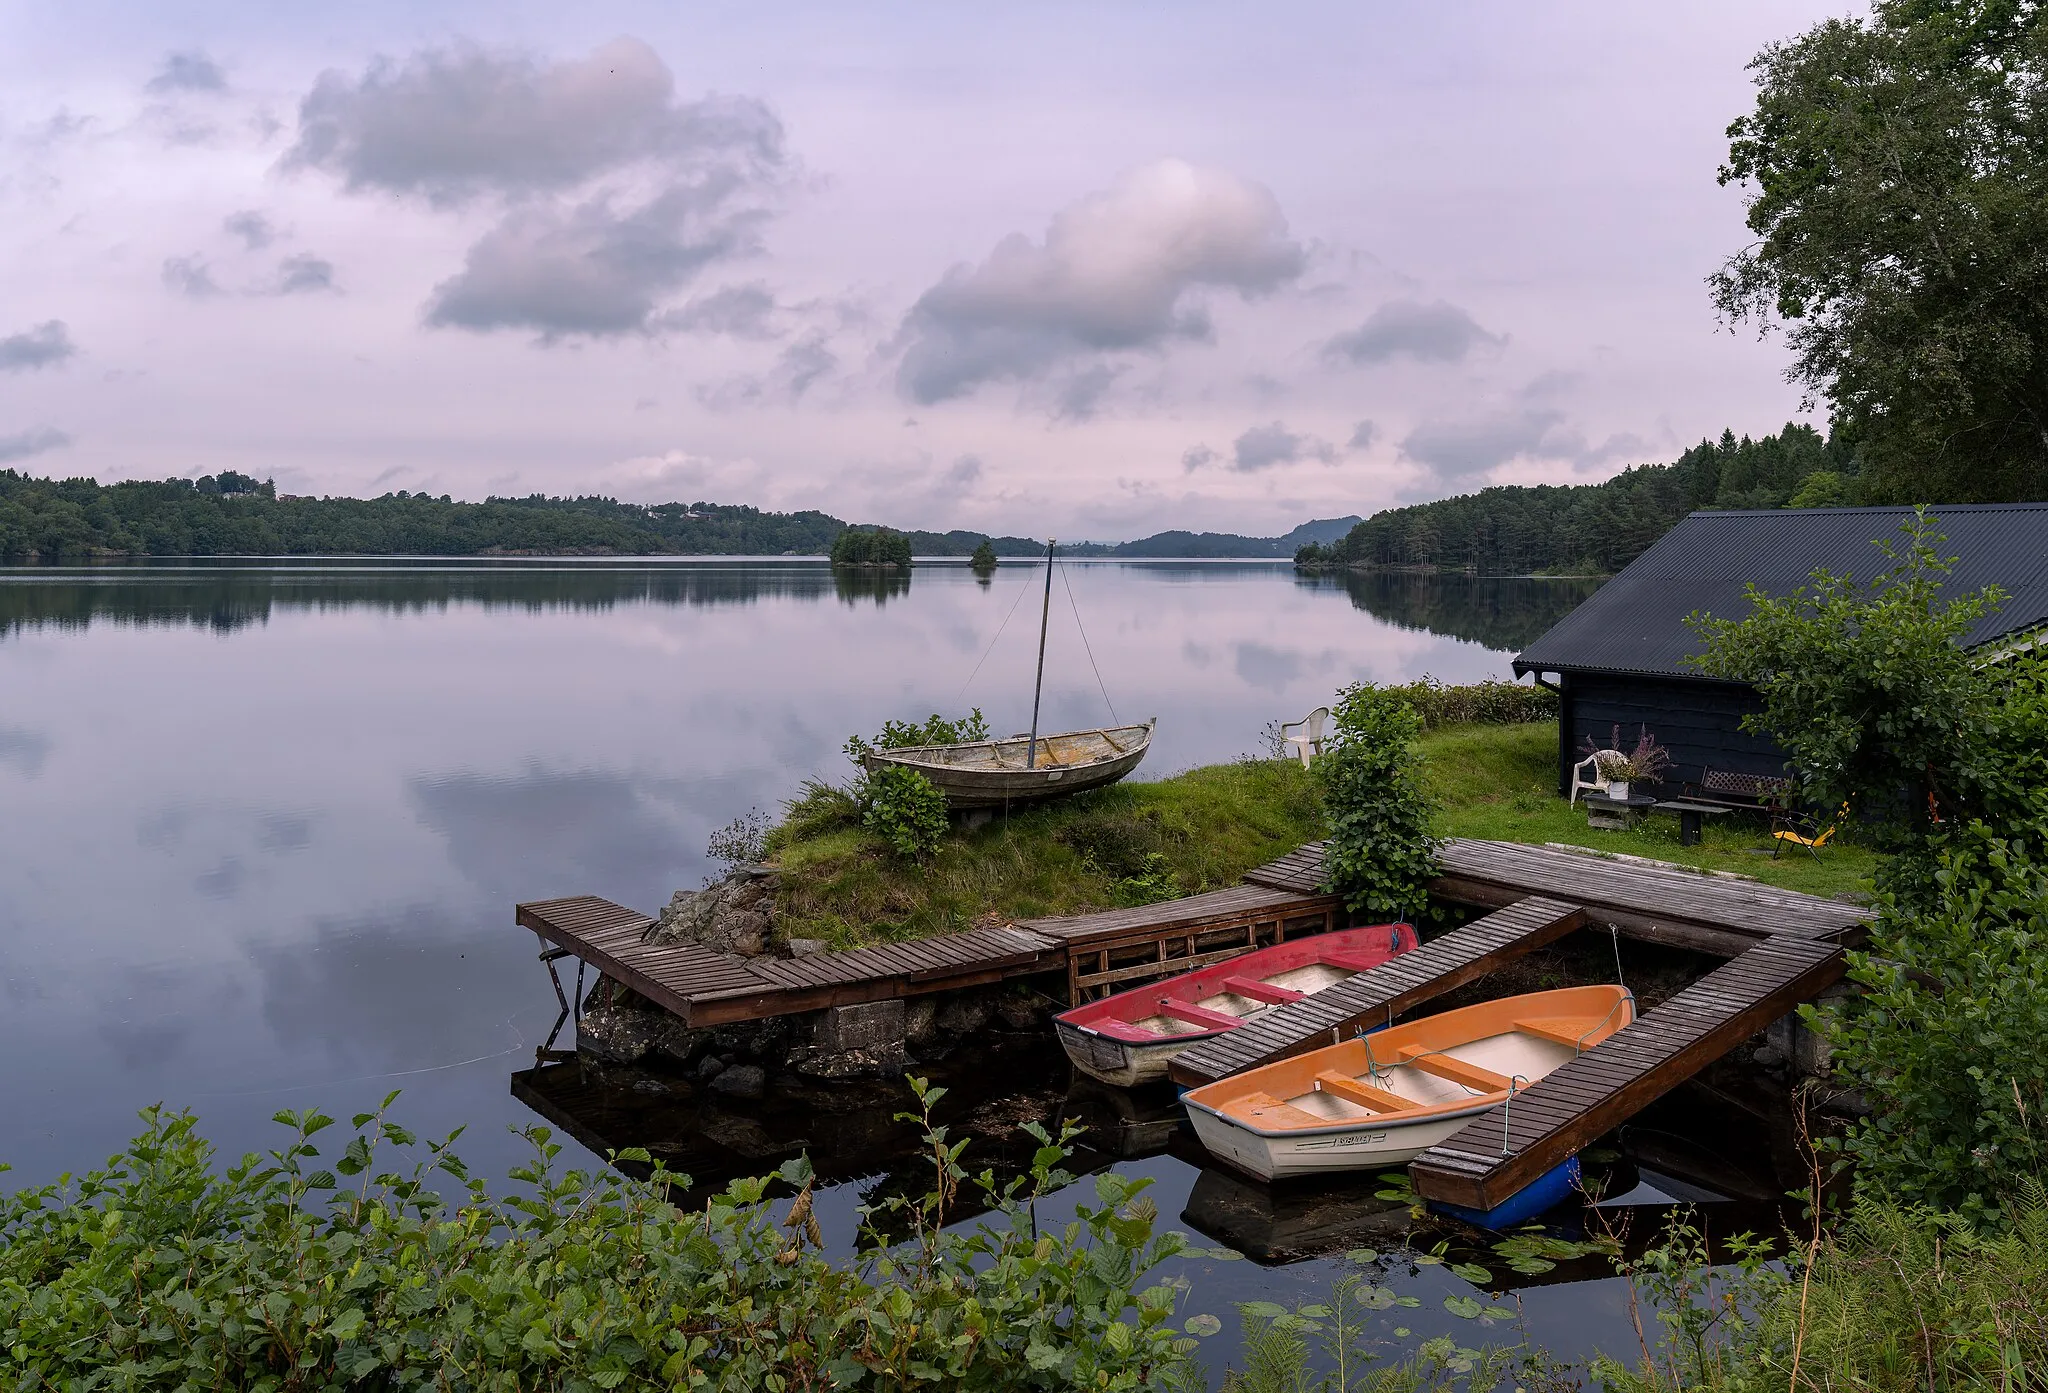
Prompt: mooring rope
<box><xmin>1057</xmin><ymin>557</ymin><xmax>1119</xmax><ymax>726</ymax></box>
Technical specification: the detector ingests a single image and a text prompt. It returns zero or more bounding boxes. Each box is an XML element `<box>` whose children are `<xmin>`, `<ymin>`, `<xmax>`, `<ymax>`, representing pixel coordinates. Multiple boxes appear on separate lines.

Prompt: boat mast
<box><xmin>1027</xmin><ymin>537</ymin><xmax>1055</xmax><ymax>770</ymax></box>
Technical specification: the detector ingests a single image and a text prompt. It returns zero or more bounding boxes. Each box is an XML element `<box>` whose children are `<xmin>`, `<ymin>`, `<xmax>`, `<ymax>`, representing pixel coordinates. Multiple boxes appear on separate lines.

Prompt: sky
<box><xmin>0</xmin><ymin>2</ymin><xmax>1857</xmax><ymax>540</ymax></box>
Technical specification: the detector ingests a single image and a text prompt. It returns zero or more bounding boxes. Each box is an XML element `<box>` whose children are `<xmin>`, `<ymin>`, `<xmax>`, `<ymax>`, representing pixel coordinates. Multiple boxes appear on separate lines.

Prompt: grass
<box><xmin>769</xmin><ymin>757</ymin><xmax>1326</xmax><ymax>948</ymax></box>
<box><xmin>1418</xmin><ymin>723</ymin><xmax>1878</xmax><ymax>901</ymax></box>
<box><xmin>765</xmin><ymin>722</ymin><xmax>1876</xmax><ymax>946</ymax></box>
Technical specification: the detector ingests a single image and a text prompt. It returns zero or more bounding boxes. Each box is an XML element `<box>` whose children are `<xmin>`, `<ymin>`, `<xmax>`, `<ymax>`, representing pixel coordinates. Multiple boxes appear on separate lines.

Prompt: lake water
<box><xmin>2</xmin><ymin>558</ymin><xmax>1788</xmax><ymax>1379</ymax></box>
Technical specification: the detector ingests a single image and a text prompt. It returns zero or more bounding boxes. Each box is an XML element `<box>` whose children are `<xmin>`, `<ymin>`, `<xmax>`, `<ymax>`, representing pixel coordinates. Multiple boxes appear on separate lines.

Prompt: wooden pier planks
<box><xmin>517</xmin><ymin>896</ymin><xmax>1060</xmax><ymax>1028</ymax></box>
<box><xmin>1246</xmin><ymin>839</ymin><xmax>1868</xmax><ymax>956</ymax></box>
<box><xmin>1407</xmin><ymin>935</ymin><xmax>1846</xmax><ymax>1211</ymax></box>
<box><xmin>1023</xmin><ymin>882</ymin><xmax>1342</xmax><ymax>1001</ymax></box>
<box><xmin>1166</xmin><ymin>898</ymin><xmax>1587</xmax><ymax>1087</ymax></box>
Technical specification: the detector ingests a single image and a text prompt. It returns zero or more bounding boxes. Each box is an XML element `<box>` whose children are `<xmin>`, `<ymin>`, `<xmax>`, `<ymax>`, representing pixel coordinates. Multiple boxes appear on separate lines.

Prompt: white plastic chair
<box><xmin>1281</xmin><ymin>707</ymin><xmax>1331</xmax><ymax>767</ymax></box>
<box><xmin>1570</xmin><ymin>750</ymin><xmax>1625</xmax><ymax>805</ymax></box>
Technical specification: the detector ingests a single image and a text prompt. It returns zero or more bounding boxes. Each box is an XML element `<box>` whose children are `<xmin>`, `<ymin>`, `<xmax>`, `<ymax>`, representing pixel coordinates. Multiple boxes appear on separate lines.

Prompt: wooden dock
<box><xmin>1247</xmin><ymin>838</ymin><xmax>1867</xmax><ymax>956</ymax></box>
<box><xmin>518</xmin><ymin>896</ymin><xmax>1060</xmax><ymax>1028</ymax></box>
<box><xmin>1166</xmin><ymin>897</ymin><xmax>1587</xmax><ymax>1088</ymax></box>
<box><xmin>1021</xmin><ymin>884</ymin><xmax>1339</xmax><ymax>1000</ymax></box>
<box><xmin>1407</xmin><ymin>934</ymin><xmax>1846</xmax><ymax>1211</ymax></box>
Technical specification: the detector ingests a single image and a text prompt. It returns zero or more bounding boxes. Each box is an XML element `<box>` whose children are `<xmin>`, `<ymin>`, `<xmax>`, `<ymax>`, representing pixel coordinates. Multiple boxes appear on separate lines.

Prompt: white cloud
<box><xmin>146</xmin><ymin>51</ymin><xmax>227</xmax><ymax>95</ymax></box>
<box><xmin>0</xmin><ymin>427</ymin><xmax>72</xmax><ymax>462</ymax></box>
<box><xmin>0</xmin><ymin>321</ymin><xmax>77</xmax><ymax>372</ymax></box>
<box><xmin>896</xmin><ymin>159</ymin><xmax>1304</xmax><ymax>405</ymax></box>
<box><xmin>1184</xmin><ymin>420</ymin><xmax>1338</xmax><ymax>472</ymax></box>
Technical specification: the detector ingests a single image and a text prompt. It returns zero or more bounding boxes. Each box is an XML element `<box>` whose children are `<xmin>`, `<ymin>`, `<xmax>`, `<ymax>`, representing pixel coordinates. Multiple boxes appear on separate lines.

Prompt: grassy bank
<box><xmin>766</xmin><ymin>720</ymin><xmax>1873</xmax><ymax>948</ymax></box>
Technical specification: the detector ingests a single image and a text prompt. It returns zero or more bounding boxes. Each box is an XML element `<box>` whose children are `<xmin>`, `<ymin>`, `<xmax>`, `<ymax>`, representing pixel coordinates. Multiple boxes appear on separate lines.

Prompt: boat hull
<box><xmin>1056</xmin><ymin>1021</ymin><xmax>1188</xmax><ymax>1088</ymax></box>
<box><xmin>865</xmin><ymin>721</ymin><xmax>1154</xmax><ymax>810</ymax></box>
<box><xmin>1186</xmin><ymin>1102</ymin><xmax>1492</xmax><ymax>1182</ymax></box>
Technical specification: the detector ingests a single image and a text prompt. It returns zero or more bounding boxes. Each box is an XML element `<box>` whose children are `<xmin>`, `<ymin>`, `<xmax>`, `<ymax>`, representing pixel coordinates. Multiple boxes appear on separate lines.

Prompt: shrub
<box><xmin>0</xmin><ymin>1086</ymin><xmax>1198</xmax><ymax>1391</ymax></box>
<box><xmin>860</xmin><ymin>763</ymin><xmax>950</xmax><ymax>860</ymax></box>
<box><xmin>1316</xmin><ymin>682</ymin><xmax>1442</xmax><ymax>921</ymax></box>
<box><xmin>971</xmin><ymin>539</ymin><xmax>998</xmax><ymax>570</ymax></box>
<box><xmin>845</xmin><ymin>709</ymin><xmax>992</xmax><ymax>764</ymax></box>
<box><xmin>1381</xmin><ymin>676</ymin><xmax>1557</xmax><ymax>731</ymax></box>
<box><xmin>705</xmin><ymin>807</ymin><xmax>768</xmax><ymax>872</ymax></box>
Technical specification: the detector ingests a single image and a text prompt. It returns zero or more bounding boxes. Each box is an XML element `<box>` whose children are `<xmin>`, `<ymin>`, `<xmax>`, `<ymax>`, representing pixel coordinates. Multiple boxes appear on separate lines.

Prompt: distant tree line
<box><xmin>1296</xmin><ymin>424</ymin><xmax>1859</xmax><ymax>575</ymax></box>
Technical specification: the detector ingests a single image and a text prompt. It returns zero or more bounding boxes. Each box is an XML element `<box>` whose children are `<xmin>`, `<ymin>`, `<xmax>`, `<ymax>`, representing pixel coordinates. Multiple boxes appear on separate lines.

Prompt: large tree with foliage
<box><xmin>1716</xmin><ymin>0</ymin><xmax>2048</xmax><ymax>503</ymax></box>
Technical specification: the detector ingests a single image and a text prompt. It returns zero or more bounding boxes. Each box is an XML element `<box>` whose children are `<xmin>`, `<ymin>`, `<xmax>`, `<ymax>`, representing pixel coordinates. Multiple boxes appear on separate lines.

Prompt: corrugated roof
<box><xmin>1513</xmin><ymin>503</ymin><xmax>2048</xmax><ymax>679</ymax></box>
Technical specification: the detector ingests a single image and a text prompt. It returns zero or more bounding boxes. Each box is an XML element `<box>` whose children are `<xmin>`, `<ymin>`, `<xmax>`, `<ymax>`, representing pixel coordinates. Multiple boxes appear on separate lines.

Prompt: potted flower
<box><xmin>1594</xmin><ymin>750</ymin><xmax>1635</xmax><ymax>800</ymax></box>
<box><xmin>1581</xmin><ymin>724</ymin><xmax>1673</xmax><ymax>800</ymax></box>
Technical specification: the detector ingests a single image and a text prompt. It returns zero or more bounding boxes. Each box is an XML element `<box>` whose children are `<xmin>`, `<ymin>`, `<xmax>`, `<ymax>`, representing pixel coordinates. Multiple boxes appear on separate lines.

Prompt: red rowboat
<box><xmin>1054</xmin><ymin>922</ymin><xmax>1419</xmax><ymax>1087</ymax></box>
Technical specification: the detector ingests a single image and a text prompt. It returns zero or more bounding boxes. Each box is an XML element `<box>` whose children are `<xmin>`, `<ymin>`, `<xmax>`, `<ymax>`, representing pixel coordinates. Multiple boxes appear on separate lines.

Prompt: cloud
<box><xmin>423</xmin><ymin>185</ymin><xmax>768</xmax><ymax>337</ymax></box>
<box><xmin>162</xmin><ymin>256</ymin><xmax>221</xmax><ymax>298</ymax></box>
<box><xmin>0</xmin><ymin>321</ymin><xmax>76</xmax><ymax>372</ymax></box>
<box><xmin>662</xmin><ymin>281</ymin><xmax>777</xmax><ymax>337</ymax></box>
<box><xmin>945</xmin><ymin>455</ymin><xmax>983</xmax><ymax>487</ymax></box>
<box><xmin>1050</xmin><ymin>364</ymin><xmax>1123</xmax><ymax>421</ymax></box>
<box><xmin>1323</xmin><ymin>298</ymin><xmax>1503</xmax><ymax>366</ymax></box>
<box><xmin>273</xmin><ymin>254</ymin><xmax>337</xmax><ymax>294</ymax></box>
<box><xmin>0</xmin><ymin>427</ymin><xmax>72</xmax><ymax>463</ymax></box>
<box><xmin>1182</xmin><ymin>421</ymin><xmax>1338</xmax><ymax>472</ymax></box>
<box><xmin>1348</xmin><ymin>419</ymin><xmax>1378</xmax><ymax>449</ymax></box>
<box><xmin>291</xmin><ymin>38</ymin><xmax>786</xmax><ymax>340</ymax></box>
<box><xmin>287</xmin><ymin>37</ymin><xmax>781</xmax><ymax>206</ymax></box>
<box><xmin>223</xmin><ymin>210</ymin><xmax>276</xmax><ymax>249</ymax></box>
<box><xmin>146</xmin><ymin>51</ymin><xmax>227</xmax><ymax>95</ymax></box>
<box><xmin>695</xmin><ymin>330</ymin><xmax>838</xmax><ymax>408</ymax></box>
<box><xmin>1399</xmin><ymin>407</ymin><xmax>1564</xmax><ymax>477</ymax></box>
<box><xmin>896</xmin><ymin>159</ymin><xmax>1304</xmax><ymax>404</ymax></box>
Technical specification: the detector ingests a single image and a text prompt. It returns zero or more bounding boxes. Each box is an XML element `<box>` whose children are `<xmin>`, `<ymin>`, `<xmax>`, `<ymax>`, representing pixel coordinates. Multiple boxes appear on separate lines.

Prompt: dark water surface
<box><xmin>2</xmin><ymin>559</ymin><xmax>1787</xmax><ymax>1378</ymax></box>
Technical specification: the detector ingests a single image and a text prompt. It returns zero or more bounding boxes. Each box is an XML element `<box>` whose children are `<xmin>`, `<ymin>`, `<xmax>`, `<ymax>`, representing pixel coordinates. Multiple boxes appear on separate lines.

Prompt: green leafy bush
<box><xmin>1380</xmin><ymin>676</ymin><xmax>1557</xmax><ymax>731</ymax></box>
<box><xmin>971</xmin><ymin>540</ymin><xmax>998</xmax><ymax>570</ymax></box>
<box><xmin>0</xmin><ymin>1085</ymin><xmax>1197</xmax><ymax>1390</ymax></box>
<box><xmin>860</xmin><ymin>762</ymin><xmax>950</xmax><ymax>860</ymax></box>
<box><xmin>1316</xmin><ymin>683</ymin><xmax>1442</xmax><ymax>921</ymax></box>
<box><xmin>844</xmin><ymin>709</ymin><xmax>992</xmax><ymax>764</ymax></box>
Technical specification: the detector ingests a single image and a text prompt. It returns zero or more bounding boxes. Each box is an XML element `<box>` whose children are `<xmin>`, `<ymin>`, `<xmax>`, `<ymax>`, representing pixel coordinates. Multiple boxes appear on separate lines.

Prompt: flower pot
<box><xmin>1606</xmin><ymin>780</ymin><xmax>1631</xmax><ymax>800</ymax></box>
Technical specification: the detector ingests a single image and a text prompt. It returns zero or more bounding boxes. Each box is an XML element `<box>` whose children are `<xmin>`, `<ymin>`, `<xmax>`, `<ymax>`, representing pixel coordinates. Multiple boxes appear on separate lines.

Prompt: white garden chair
<box><xmin>1281</xmin><ymin>707</ymin><xmax>1331</xmax><ymax>767</ymax></box>
<box><xmin>1570</xmin><ymin>750</ymin><xmax>1626</xmax><ymax>805</ymax></box>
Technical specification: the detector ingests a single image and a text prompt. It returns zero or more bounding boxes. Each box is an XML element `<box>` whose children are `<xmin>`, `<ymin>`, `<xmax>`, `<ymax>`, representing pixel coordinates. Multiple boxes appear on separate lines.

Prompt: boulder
<box><xmin>648</xmin><ymin>873</ymin><xmax>778</xmax><ymax>958</ymax></box>
<box><xmin>577</xmin><ymin>998</ymin><xmax>684</xmax><ymax>1065</ymax></box>
<box><xmin>709</xmin><ymin>1063</ymin><xmax>767</xmax><ymax>1099</ymax></box>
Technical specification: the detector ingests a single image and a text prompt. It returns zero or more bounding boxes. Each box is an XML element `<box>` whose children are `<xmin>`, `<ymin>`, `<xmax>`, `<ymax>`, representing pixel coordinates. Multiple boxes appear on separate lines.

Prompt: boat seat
<box><xmin>1221</xmin><ymin>976</ymin><xmax>1305</xmax><ymax>1005</ymax></box>
<box><xmin>1158</xmin><ymin>999</ymin><xmax>1246</xmax><ymax>1032</ymax></box>
<box><xmin>1394</xmin><ymin>1047</ymin><xmax>1514</xmax><ymax>1094</ymax></box>
<box><xmin>1313</xmin><ymin>1070</ymin><xmax>1413</xmax><ymax>1113</ymax></box>
<box><xmin>1234</xmin><ymin>1090</ymin><xmax>1327</xmax><ymax>1127</ymax></box>
<box><xmin>1323</xmin><ymin>951</ymin><xmax>1394</xmax><ymax>973</ymax></box>
<box><xmin>1511</xmin><ymin>1016</ymin><xmax>1601</xmax><ymax>1050</ymax></box>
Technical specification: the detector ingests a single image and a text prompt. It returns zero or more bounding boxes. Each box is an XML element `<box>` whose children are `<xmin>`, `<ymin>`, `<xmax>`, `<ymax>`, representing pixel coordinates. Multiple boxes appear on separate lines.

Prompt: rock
<box><xmin>787</xmin><ymin>937</ymin><xmax>827</xmax><ymax>958</ymax></box>
<box><xmin>814</xmin><ymin>1000</ymin><xmax>906</xmax><ymax>1054</ymax></box>
<box><xmin>788</xmin><ymin>1041</ymin><xmax>912</xmax><ymax>1079</ymax></box>
<box><xmin>1751</xmin><ymin>1044</ymin><xmax>1787</xmax><ymax>1070</ymax></box>
<box><xmin>697</xmin><ymin>1054</ymin><xmax>728</xmax><ymax>1081</ymax></box>
<box><xmin>577</xmin><ymin>999</ymin><xmax>682</xmax><ymax>1065</ymax></box>
<box><xmin>648</xmin><ymin>873</ymin><xmax>778</xmax><ymax>958</ymax></box>
<box><xmin>709</xmin><ymin>1063</ymin><xmax>767</xmax><ymax>1099</ymax></box>
<box><xmin>904</xmin><ymin>999</ymin><xmax>940</xmax><ymax>1047</ymax></box>
<box><xmin>936</xmin><ymin>996</ymin><xmax>994</xmax><ymax>1036</ymax></box>
<box><xmin>995</xmin><ymin>995</ymin><xmax>1041</xmax><ymax>1031</ymax></box>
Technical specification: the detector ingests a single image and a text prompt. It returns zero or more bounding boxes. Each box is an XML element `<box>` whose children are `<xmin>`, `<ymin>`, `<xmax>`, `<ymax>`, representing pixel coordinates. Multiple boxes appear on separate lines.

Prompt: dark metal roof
<box><xmin>1513</xmin><ymin>503</ymin><xmax>2048</xmax><ymax>679</ymax></box>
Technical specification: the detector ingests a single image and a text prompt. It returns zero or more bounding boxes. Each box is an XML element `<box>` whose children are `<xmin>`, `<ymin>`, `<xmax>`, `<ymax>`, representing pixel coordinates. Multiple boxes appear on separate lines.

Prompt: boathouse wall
<box><xmin>1555</xmin><ymin>672</ymin><xmax>1784</xmax><ymax>797</ymax></box>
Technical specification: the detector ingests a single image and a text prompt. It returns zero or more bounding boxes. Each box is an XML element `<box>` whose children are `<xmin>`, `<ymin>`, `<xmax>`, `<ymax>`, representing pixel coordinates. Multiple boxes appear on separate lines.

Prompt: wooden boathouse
<box><xmin>1512</xmin><ymin>502</ymin><xmax>2048</xmax><ymax>795</ymax></box>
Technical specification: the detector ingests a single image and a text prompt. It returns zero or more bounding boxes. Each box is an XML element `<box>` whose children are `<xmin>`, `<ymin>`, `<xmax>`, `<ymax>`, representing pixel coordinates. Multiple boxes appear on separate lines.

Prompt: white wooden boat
<box><xmin>1181</xmin><ymin>985</ymin><xmax>1633</xmax><ymax>1181</ymax></box>
<box><xmin>863</xmin><ymin>719</ymin><xmax>1154</xmax><ymax>810</ymax></box>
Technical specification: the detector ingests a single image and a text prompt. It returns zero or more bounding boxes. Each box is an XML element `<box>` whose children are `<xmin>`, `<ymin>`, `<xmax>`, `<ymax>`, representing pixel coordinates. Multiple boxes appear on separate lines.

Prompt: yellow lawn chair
<box><xmin>1772</xmin><ymin>801</ymin><xmax>1849</xmax><ymax>859</ymax></box>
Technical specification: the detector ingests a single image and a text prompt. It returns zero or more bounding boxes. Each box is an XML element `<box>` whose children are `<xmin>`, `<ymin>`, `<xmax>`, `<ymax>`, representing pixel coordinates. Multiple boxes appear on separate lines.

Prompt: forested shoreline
<box><xmin>1297</xmin><ymin>424</ymin><xmax>1858</xmax><ymax>575</ymax></box>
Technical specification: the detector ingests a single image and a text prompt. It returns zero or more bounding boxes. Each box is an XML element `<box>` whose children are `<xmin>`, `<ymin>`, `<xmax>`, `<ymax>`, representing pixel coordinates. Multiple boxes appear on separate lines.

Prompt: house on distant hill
<box><xmin>1512</xmin><ymin>503</ymin><xmax>2048</xmax><ymax>796</ymax></box>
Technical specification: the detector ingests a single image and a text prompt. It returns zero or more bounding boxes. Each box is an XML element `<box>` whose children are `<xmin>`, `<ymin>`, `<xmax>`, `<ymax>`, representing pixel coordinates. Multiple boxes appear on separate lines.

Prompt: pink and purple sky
<box><xmin>0</xmin><ymin>2</ymin><xmax>1854</xmax><ymax>539</ymax></box>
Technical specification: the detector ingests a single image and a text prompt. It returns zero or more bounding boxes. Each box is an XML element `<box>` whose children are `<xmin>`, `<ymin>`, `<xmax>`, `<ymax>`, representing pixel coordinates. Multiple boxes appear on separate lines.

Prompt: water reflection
<box><xmin>1299</xmin><ymin>572</ymin><xmax>1603</xmax><ymax>652</ymax></box>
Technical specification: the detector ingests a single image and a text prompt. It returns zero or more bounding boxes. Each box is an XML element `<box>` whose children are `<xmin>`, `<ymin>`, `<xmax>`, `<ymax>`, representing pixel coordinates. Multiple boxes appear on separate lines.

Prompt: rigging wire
<box><xmin>956</xmin><ymin>568</ymin><xmax>1034</xmax><ymax>703</ymax></box>
<box><xmin>1058</xmin><ymin>556</ymin><xmax>1119</xmax><ymax>726</ymax></box>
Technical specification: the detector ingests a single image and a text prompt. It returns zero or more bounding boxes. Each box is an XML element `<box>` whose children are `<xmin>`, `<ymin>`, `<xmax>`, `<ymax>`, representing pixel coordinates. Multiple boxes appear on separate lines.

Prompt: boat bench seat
<box><xmin>1323</xmin><ymin>950</ymin><xmax>1394</xmax><ymax>973</ymax></box>
<box><xmin>1235</xmin><ymin>1091</ymin><xmax>1329</xmax><ymax>1127</ymax></box>
<box><xmin>1221</xmin><ymin>975</ymin><xmax>1305</xmax><ymax>1005</ymax></box>
<box><xmin>1083</xmin><ymin>1019</ymin><xmax>1166</xmax><ymax>1044</ymax></box>
<box><xmin>1511</xmin><ymin>1016</ymin><xmax>1600</xmax><ymax>1050</ymax></box>
<box><xmin>1313</xmin><ymin>1070</ymin><xmax>1413</xmax><ymax>1113</ymax></box>
<box><xmin>1394</xmin><ymin>1046</ymin><xmax>1514</xmax><ymax>1094</ymax></box>
<box><xmin>1158</xmin><ymin>999</ymin><xmax>1246</xmax><ymax>1032</ymax></box>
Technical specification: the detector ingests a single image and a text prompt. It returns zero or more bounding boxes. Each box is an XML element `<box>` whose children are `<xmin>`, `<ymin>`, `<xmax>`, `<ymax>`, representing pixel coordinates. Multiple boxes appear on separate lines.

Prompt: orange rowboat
<box><xmin>1181</xmin><ymin>985</ymin><xmax>1633</xmax><ymax>1181</ymax></box>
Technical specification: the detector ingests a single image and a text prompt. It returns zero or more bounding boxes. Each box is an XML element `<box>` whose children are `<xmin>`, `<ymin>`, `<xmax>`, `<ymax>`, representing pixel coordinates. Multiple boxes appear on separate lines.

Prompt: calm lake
<box><xmin>3</xmin><ymin>558</ymin><xmax>1786</xmax><ymax>1377</ymax></box>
